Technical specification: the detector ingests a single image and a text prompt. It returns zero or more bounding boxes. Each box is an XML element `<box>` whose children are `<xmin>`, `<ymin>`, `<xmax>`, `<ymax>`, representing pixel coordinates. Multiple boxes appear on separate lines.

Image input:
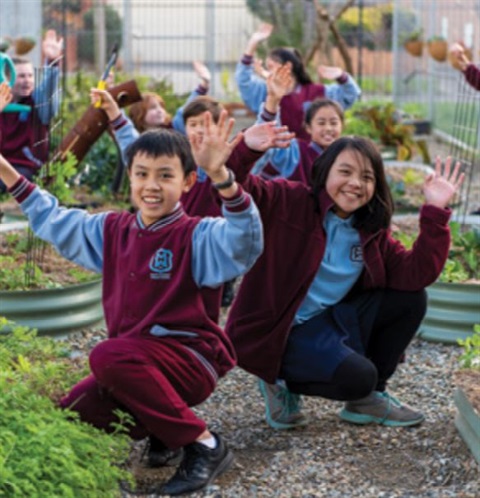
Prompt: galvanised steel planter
<box><xmin>0</xmin><ymin>279</ymin><xmax>104</xmax><ymax>337</ymax></box>
<box><xmin>454</xmin><ymin>387</ymin><xmax>480</xmax><ymax>465</ymax></box>
<box><xmin>418</xmin><ymin>282</ymin><xmax>480</xmax><ymax>344</ymax></box>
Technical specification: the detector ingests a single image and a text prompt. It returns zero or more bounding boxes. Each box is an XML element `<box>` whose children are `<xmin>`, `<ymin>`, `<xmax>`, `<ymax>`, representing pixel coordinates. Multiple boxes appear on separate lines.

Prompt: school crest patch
<box><xmin>150</xmin><ymin>248</ymin><xmax>173</xmax><ymax>279</ymax></box>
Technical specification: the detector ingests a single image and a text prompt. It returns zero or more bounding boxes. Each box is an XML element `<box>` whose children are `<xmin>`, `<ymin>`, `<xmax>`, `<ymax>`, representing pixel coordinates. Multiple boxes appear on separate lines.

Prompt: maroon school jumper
<box><xmin>225</xmin><ymin>175</ymin><xmax>452</xmax><ymax>383</ymax></box>
<box><xmin>60</xmin><ymin>205</ymin><xmax>241</xmax><ymax>449</ymax></box>
<box><xmin>0</xmin><ymin>96</ymin><xmax>49</xmax><ymax>174</ymax></box>
<box><xmin>464</xmin><ymin>63</ymin><xmax>480</xmax><ymax>91</ymax></box>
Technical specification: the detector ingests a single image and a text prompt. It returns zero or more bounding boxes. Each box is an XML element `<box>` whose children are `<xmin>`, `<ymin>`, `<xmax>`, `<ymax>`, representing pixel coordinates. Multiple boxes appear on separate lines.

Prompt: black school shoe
<box><xmin>146</xmin><ymin>435</ymin><xmax>184</xmax><ymax>468</ymax></box>
<box><xmin>158</xmin><ymin>432</ymin><xmax>234</xmax><ymax>496</ymax></box>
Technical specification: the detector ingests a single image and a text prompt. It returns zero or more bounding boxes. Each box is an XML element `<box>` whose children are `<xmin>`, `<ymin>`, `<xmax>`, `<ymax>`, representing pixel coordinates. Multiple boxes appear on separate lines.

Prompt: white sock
<box><xmin>198</xmin><ymin>435</ymin><xmax>217</xmax><ymax>449</ymax></box>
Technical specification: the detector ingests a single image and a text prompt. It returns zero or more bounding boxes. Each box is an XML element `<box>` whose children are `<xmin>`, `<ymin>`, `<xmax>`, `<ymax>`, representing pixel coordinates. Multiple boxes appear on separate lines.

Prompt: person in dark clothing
<box><xmin>225</xmin><ymin>136</ymin><xmax>464</xmax><ymax>430</ymax></box>
<box><xmin>0</xmin><ymin>30</ymin><xmax>62</xmax><ymax>192</ymax></box>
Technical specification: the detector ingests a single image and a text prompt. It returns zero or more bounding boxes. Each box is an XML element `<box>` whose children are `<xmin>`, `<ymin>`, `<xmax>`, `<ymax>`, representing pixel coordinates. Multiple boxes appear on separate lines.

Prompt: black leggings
<box><xmin>284</xmin><ymin>289</ymin><xmax>427</xmax><ymax>401</ymax></box>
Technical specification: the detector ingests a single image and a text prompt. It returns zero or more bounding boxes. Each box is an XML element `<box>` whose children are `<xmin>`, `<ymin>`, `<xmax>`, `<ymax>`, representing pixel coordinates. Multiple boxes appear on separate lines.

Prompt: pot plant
<box><xmin>403</xmin><ymin>30</ymin><xmax>424</xmax><ymax>57</ymax></box>
<box><xmin>394</xmin><ymin>222</ymin><xmax>480</xmax><ymax>343</ymax></box>
<box><xmin>454</xmin><ymin>324</ymin><xmax>480</xmax><ymax>465</ymax></box>
<box><xmin>427</xmin><ymin>35</ymin><xmax>448</xmax><ymax>62</ymax></box>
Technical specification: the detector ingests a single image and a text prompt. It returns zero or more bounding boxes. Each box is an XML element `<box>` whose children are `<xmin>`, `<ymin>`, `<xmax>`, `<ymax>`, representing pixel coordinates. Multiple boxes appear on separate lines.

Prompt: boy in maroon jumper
<box><xmin>0</xmin><ymin>30</ymin><xmax>63</xmax><ymax>192</ymax></box>
<box><xmin>0</xmin><ymin>111</ymin><xmax>264</xmax><ymax>496</ymax></box>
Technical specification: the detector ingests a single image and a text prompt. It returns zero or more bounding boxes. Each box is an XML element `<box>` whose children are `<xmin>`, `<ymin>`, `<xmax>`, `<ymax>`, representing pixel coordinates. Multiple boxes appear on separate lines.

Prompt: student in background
<box><xmin>0</xmin><ymin>29</ymin><xmax>63</xmax><ymax>192</ymax></box>
<box><xmin>252</xmin><ymin>65</ymin><xmax>344</xmax><ymax>184</ymax></box>
<box><xmin>235</xmin><ymin>23</ymin><xmax>360</xmax><ymax>141</ymax></box>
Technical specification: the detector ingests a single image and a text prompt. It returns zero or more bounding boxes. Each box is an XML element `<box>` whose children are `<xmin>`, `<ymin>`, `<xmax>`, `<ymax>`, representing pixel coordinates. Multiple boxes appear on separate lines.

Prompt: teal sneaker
<box><xmin>339</xmin><ymin>391</ymin><xmax>425</xmax><ymax>427</ymax></box>
<box><xmin>258</xmin><ymin>379</ymin><xmax>308</xmax><ymax>430</ymax></box>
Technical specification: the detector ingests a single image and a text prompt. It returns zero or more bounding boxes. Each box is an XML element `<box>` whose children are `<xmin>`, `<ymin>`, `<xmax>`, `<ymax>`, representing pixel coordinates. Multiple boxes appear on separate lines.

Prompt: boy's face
<box><xmin>185</xmin><ymin>111</ymin><xmax>209</xmax><ymax>145</ymax></box>
<box><xmin>12</xmin><ymin>62</ymin><xmax>35</xmax><ymax>99</ymax></box>
<box><xmin>305</xmin><ymin>106</ymin><xmax>343</xmax><ymax>150</ymax></box>
<box><xmin>128</xmin><ymin>152</ymin><xmax>196</xmax><ymax>226</ymax></box>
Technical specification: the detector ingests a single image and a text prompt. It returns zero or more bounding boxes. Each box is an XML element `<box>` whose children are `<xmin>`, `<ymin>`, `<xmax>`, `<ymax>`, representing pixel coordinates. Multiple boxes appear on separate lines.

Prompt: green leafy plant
<box><xmin>458</xmin><ymin>324</ymin><xmax>480</xmax><ymax>370</ymax></box>
<box><xmin>392</xmin><ymin>222</ymin><xmax>480</xmax><ymax>283</ymax></box>
<box><xmin>0</xmin><ymin>317</ymin><xmax>134</xmax><ymax>496</ymax></box>
<box><xmin>344</xmin><ymin>101</ymin><xmax>417</xmax><ymax>160</ymax></box>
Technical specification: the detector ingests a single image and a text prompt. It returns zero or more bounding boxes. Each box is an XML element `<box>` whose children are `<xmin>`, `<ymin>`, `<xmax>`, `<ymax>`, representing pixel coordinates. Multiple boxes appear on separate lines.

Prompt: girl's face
<box><xmin>128</xmin><ymin>152</ymin><xmax>195</xmax><ymax>225</ymax></box>
<box><xmin>144</xmin><ymin>98</ymin><xmax>167</xmax><ymax>129</ymax></box>
<box><xmin>306</xmin><ymin>106</ymin><xmax>343</xmax><ymax>149</ymax></box>
<box><xmin>265</xmin><ymin>57</ymin><xmax>284</xmax><ymax>74</ymax></box>
<box><xmin>326</xmin><ymin>149</ymin><xmax>376</xmax><ymax>219</ymax></box>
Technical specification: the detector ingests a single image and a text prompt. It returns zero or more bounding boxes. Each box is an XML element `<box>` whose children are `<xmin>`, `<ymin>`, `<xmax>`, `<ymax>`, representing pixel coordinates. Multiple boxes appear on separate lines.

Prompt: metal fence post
<box><xmin>205</xmin><ymin>0</ymin><xmax>216</xmax><ymax>96</ymax></box>
<box><xmin>123</xmin><ymin>0</ymin><xmax>133</xmax><ymax>73</ymax></box>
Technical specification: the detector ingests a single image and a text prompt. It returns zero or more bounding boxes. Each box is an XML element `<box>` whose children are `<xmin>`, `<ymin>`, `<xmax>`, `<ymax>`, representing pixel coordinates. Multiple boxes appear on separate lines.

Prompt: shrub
<box><xmin>0</xmin><ymin>318</ymin><xmax>134</xmax><ymax>497</ymax></box>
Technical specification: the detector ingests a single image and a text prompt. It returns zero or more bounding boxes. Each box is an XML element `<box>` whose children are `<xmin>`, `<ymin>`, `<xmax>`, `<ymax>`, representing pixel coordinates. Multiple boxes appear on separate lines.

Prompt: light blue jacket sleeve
<box><xmin>235</xmin><ymin>61</ymin><xmax>268</xmax><ymax>114</ymax></box>
<box><xmin>325</xmin><ymin>74</ymin><xmax>361</xmax><ymax>110</ymax></box>
<box><xmin>191</xmin><ymin>193</ymin><xmax>263</xmax><ymax>287</ymax></box>
<box><xmin>252</xmin><ymin>102</ymin><xmax>300</xmax><ymax>178</ymax></box>
<box><xmin>32</xmin><ymin>63</ymin><xmax>61</xmax><ymax>125</ymax></box>
<box><xmin>19</xmin><ymin>187</ymin><xmax>106</xmax><ymax>273</ymax></box>
<box><xmin>171</xmin><ymin>89</ymin><xmax>203</xmax><ymax>135</ymax></box>
<box><xmin>112</xmin><ymin>113</ymin><xmax>140</xmax><ymax>165</ymax></box>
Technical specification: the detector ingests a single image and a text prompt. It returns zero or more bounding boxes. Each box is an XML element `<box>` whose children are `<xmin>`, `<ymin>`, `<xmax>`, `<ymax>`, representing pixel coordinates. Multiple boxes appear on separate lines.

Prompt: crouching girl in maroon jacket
<box><xmin>225</xmin><ymin>136</ymin><xmax>464</xmax><ymax>431</ymax></box>
<box><xmin>0</xmin><ymin>112</ymin><xmax>264</xmax><ymax>496</ymax></box>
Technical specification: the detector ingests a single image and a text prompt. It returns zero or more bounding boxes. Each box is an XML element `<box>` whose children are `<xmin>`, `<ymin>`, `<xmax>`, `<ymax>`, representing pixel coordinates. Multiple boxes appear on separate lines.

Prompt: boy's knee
<box><xmin>89</xmin><ymin>341</ymin><xmax>136</xmax><ymax>382</ymax></box>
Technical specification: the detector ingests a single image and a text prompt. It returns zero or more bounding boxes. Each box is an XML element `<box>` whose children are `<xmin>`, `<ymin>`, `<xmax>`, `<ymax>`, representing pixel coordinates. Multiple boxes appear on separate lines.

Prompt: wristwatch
<box><xmin>212</xmin><ymin>168</ymin><xmax>236</xmax><ymax>190</ymax></box>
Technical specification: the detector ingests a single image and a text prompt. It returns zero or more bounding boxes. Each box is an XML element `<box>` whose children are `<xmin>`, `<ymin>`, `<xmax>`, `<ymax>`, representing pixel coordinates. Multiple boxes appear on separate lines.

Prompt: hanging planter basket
<box><xmin>418</xmin><ymin>281</ymin><xmax>480</xmax><ymax>344</ymax></box>
<box><xmin>404</xmin><ymin>40</ymin><xmax>424</xmax><ymax>57</ymax></box>
<box><xmin>0</xmin><ymin>278</ymin><xmax>104</xmax><ymax>337</ymax></box>
<box><xmin>427</xmin><ymin>39</ymin><xmax>448</xmax><ymax>62</ymax></box>
<box><xmin>454</xmin><ymin>387</ymin><xmax>480</xmax><ymax>465</ymax></box>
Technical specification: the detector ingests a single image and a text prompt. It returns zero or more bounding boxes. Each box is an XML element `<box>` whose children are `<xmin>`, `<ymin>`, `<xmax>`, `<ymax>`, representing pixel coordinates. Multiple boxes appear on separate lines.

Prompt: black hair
<box><xmin>183</xmin><ymin>96</ymin><xmax>224</xmax><ymax>124</ymax></box>
<box><xmin>304</xmin><ymin>98</ymin><xmax>345</xmax><ymax>126</ymax></box>
<box><xmin>125</xmin><ymin>129</ymin><xmax>196</xmax><ymax>176</ymax></box>
<box><xmin>268</xmin><ymin>47</ymin><xmax>312</xmax><ymax>85</ymax></box>
<box><xmin>311</xmin><ymin>136</ymin><xmax>394</xmax><ymax>233</ymax></box>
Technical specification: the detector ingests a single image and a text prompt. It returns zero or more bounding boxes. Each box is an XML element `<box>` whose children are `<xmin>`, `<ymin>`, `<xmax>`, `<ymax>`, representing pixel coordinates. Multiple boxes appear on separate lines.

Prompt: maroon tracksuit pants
<box><xmin>60</xmin><ymin>336</ymin><xmax>216</xmax><ymax>449</ymax></box>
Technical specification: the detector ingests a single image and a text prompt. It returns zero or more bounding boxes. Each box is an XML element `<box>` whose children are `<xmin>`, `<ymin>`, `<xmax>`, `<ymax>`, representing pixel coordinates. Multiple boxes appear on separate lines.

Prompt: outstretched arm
<box><xmin>190</xmin><ymin>110</ymin><xmax>243</xmax><ymax>198</ymax></box>
<box><xmin>423</xmin><ymin>156</ymin><xmax>464</xmax><ymax>209</ymax></box>
<box><xmin>0</xmin><ymin>152</ymin><xmax>21</xmax><ymax>188</ymax></box>
<box><xmin>0</xmin><ymin>82</ymin><xmax>12</xmax><ymax>113</ymax></box>
<box><xmin>319</xmin><ymin>65</ymin><xmax>362</xmax><ymax>110</ymax></box>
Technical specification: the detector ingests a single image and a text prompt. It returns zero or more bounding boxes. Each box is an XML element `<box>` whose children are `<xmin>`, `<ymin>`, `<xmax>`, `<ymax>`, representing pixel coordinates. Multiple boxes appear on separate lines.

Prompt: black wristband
<box><xmin>212</xmin><ymin>168</ymin><xmax>236</xmax><ymax>190</ymax></box>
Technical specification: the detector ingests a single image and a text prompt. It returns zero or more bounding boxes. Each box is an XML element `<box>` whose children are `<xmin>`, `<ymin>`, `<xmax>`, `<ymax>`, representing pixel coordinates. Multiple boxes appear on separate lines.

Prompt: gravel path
<box><xmin>66</xmin><ymin>324</ymin><xmax>479</xmax><ymax>498</ymax></box>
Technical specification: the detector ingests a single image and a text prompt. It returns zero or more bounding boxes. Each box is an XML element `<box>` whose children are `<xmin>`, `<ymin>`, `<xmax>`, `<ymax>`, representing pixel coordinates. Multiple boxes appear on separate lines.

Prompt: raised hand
<box><xmin>193</xmin><ymin>61</ymin><xmax>211</xmax><ymax>89</ymax></box>
<box><xmin>246</xmin><ymin>23</ymin><xmax>274</xmax><ymax>55</ymax></box>
<box><xmin>42</xmin><ymin>29</ymin><xmax>63</xmax><ymax>62</ymax></box>
<box><xmin>423</xmin><ymin>157</ymin><xmax>465</xmax><ymax>209</ymax></box>
<box><xmin>317</xmin><ymin>65</ymin><xmax>344</xmax><ymax>81</ymax></box>
<box><xmin>253</xmin><ymin>58</ymin><xmax>270</xmax><ymax>80</ymax></box>
<box><xmin>448</xmin><ymin>42</ymin><xmax>470</xmax><ymax>71</ymax></box>
<box><xmin>189</xmin><ymin>110</ymin><xmax>242</xmax><ymax>182</ymax></box>
<box><xmin>267</xmin><ymin>63</ymin><xmax>294</xmax><ymax>100</ymax></box>
<box><xmin>0</xmin><ymin>82</ymin><xmax>12</xmax><ymax>113</ymax></box>
<box><xmin>244</xmin><ymin>122</ymin><xmax>294</xmax><ymax>151</ymax></box>
<box><xmin>90</xmin><ymin>87</ymin><xmax>121</xmax><ymax>121</ymax></box>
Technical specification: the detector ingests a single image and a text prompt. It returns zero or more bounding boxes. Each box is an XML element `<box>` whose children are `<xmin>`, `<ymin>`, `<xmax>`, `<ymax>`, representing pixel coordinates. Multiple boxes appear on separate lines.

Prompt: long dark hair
<box><xmin>268</xmin><ymin>47</ymin><xmax>312</xmax><ymax>85</ymax></box>
<box><xmin>312</xmin><ymin>136</ymin><xmax>394</xmax><ymax>233</ymax></box>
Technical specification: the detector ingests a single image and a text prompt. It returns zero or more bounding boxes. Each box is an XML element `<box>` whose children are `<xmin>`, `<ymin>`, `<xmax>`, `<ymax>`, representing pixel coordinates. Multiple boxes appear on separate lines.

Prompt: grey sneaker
<box><xmin>258</xmin><ymin>379</ymin><xmax>308</xmax><ymax>430</ymax></box>
<box><xmin>339</xmin><ymin>391</ymin><xmax>425</xmax><ymax>427</ymax></box>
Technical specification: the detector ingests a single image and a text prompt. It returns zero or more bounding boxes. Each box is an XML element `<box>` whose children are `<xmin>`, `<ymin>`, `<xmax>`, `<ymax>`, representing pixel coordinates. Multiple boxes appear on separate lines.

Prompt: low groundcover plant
<box><xmin>0</xmin><ymin>317</ymin><xmax>134</xmax><ymax>497</ymax></box>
